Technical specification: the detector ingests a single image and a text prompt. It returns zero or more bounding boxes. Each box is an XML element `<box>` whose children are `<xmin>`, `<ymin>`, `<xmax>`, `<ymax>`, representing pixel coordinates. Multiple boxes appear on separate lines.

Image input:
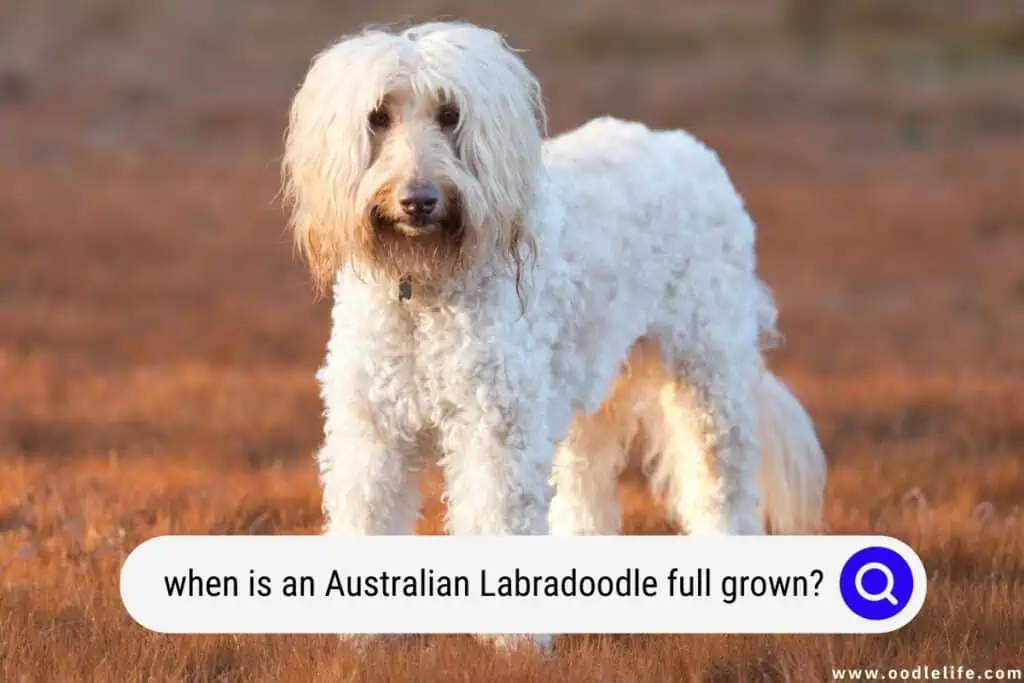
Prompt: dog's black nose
<box><xmin>398</xmin><ymin>182</ymin><xmax>440</xmax><ymax>219</ymax></box>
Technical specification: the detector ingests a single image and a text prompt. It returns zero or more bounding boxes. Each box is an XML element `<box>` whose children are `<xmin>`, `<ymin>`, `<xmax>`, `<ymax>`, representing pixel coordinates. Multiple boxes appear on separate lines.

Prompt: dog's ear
<box><xmin>281</xmin><ymin>141</ymin><xmax>345</xmax><ymax>299</ymax></box>
<box><xmin>291</xmin><ymin>211</ymin><xmax>342</xmax><ymax>299</ymax></box>
<box><xmin>281</xmin><ymin>46</ymin><xmax>365</xmax><ymax>299</ymax></box>
<box><xmin>504</xmin><ymin>218</ymin><xmax>537</xmax><ymax>312</ymax></box>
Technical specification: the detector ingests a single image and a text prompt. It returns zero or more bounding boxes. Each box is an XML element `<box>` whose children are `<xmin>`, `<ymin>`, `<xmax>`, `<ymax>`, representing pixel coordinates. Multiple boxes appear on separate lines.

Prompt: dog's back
<box><xmin>542</xmin><ymin>116</ymin><xmax>737</xmax><ymax>217</ymax></box>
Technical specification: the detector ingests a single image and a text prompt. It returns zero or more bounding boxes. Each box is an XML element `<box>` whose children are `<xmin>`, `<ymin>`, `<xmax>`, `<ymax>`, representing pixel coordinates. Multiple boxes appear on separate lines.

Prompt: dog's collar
<box><xmin>397</xmin><ymin>276</ymin><xmax>412</xmax><ymax>302</ymax></box>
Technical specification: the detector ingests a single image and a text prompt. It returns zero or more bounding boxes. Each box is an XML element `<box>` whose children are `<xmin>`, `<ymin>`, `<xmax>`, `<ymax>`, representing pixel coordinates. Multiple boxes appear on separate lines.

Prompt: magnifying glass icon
<box><xmin>854</xmin><ymin>561</ymin><xmax>898</xmax><ymax>605</ymax></box>
<box><xmin>840</xmin><ymin>545</ymin><xmax>916</xmax><ymax>620</ymax></box>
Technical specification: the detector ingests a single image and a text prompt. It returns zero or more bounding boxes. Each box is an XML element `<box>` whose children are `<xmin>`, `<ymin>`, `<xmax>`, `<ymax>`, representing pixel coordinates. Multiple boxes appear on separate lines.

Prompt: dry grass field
<box><xmin>2</xmin><ymin>1</ymin><xmax>1023</xmax><ymax>680</ymax></box>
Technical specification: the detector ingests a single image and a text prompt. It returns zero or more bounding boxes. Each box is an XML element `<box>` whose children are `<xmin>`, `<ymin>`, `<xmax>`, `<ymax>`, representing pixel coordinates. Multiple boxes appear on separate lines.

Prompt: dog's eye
<box><xmin>438</xmin><ymin>104</ymin><xmax>460</xmax><ymax>130</ymax></box>
<box><xmin>368</xmin><ymin>107</ymin><xmax>391</xmax><ymax>131</ymax></box>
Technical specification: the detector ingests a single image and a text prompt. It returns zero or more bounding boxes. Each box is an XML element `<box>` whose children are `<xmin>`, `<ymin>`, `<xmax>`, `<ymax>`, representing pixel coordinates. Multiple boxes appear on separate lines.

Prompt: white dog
<box><xmin>283</xmin><ymin>21</ymin><xmax>825</xmax><ymax>547</ymax></box>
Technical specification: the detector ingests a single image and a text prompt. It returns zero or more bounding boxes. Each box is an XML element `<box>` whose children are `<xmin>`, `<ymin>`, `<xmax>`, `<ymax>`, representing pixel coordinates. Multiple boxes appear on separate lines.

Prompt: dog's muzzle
<box><xmin>371</xmin><ymin>184</ymin><xmax>463</xmax><ymax>238</ymax></box>
<box><xmin>398</xmin><ymin>181</ymin><xmax>441</xmax><ymax>229</ymax></box>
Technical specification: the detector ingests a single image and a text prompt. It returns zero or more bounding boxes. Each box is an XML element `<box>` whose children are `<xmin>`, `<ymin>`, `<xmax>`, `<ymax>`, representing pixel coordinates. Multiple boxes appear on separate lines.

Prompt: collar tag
<box><xmin>398</xmin><ymin>277</ymin><xmax>412</xmax><ymax>301</ymax></box>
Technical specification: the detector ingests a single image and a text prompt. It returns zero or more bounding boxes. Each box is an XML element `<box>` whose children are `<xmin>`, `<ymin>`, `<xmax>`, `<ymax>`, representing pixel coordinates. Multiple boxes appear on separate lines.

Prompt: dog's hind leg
<box><xmin>645</xmin><ymin>327</ymin><xmax>764</xmax><ymax>536</ymax></box>
<box><xmin>548</xmin><ymin>339</ymin><xmax>660</xmax><ymax>535</ymax></box>
<box><xmin>548</xmin><ymin>412</ymin><xmax>628</xmax><ymax>535</ymax></box>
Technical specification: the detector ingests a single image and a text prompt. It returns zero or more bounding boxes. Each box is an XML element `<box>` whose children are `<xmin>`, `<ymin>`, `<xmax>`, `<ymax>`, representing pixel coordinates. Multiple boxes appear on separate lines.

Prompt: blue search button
<box><xmin>839</xmin><ymin>546</ymin><xmax>915</xmax><ymax>620</ymax></box>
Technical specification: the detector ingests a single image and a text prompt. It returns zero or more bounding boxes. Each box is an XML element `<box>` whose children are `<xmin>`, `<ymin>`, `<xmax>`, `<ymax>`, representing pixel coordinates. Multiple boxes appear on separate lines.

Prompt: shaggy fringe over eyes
<box><xmin>281</xmin><ymin>22</ymin><xmax>546</xmax><ymax>299</ymax></box>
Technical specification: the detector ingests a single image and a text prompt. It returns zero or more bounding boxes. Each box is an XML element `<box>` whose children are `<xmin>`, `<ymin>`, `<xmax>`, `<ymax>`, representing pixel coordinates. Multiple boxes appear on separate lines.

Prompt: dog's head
<box><xmin>283</xmin><ymin>22</ymin><xmax>545</xmax><ymax>297</ymax></box>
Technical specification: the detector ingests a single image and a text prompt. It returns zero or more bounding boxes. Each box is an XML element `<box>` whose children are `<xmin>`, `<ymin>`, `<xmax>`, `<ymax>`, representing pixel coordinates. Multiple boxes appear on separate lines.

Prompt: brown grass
<box><xmin>2</xmin><ymin>1</ymin><xmax>1024</xmax><ymax>681</ymax></box>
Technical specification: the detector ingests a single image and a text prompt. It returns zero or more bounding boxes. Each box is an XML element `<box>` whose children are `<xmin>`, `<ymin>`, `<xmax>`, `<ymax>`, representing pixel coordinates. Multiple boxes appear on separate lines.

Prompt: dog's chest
<box><xmin>395</xmin><ymin>304</ymin><xmax>484</xmax><ymax>425</ymax></box>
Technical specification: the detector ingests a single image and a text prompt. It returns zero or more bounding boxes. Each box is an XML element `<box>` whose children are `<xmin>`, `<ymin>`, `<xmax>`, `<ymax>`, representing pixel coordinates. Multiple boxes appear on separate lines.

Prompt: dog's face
<box><xmin>367</xmin><ymin>89</ymin><xmax>463</xmax><ymax>240</ymax></box>
<box><xmin>357</xmin><ymin>84</ymin><xmax>474</xmax><ymax>286</ymax></box>
<box><xmin>283</xmin><ymin>22</ymin><xmax>546</xmax><ymax>296</ymax></box>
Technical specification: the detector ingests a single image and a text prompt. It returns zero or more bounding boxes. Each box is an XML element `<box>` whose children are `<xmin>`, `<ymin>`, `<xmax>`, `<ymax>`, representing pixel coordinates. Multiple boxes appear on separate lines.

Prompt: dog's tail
<box><xmin>756</xmin><ymin>371</ymin><xmax>827</xmax><ymax>534</ymax></box>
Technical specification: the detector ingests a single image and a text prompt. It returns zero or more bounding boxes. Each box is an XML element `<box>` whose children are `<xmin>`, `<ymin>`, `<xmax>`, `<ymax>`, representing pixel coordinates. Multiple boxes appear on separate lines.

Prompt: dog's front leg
<box><xmin>316</xmin><ymin>393</ymin><xmax>423</xmax><ymax>649</ymax></box>
<box><xmin>437</xmin><ymin>391</ymin><xmax>553</xmax><ymax>536</ymax></box>
<box><xmin>317</xmin><ymin>397</ymin><xmax>422</xmax><ymax>536</ymax></box>
<box><xmin>437</xmin><ymin>358</ymin><xmax>556</xmax><ymax>653</ymax></box>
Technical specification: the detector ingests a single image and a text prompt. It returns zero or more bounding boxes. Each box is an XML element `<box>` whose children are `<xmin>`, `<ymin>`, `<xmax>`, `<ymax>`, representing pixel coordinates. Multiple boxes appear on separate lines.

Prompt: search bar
<box><xmin>120</xmin><ymin>535</ymin><xmax>927</xmax><ymax>634</ymax></box>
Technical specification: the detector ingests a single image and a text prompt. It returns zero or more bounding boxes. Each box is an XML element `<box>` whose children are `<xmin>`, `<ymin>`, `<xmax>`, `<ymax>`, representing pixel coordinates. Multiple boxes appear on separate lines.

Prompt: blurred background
<box><xmin>3</xmin><ymin>0</ymin><xmax>1023</xmax><ymax>370</ymax></box>
<box><xmin>2</xmin><ymin>1</ymin><xmax>1023</xmax><ymax>680</ymax></box>
<box><xmin>4</xmin><ymin>1</ymin><xmax>1024</xmax><ymax>153</ymax></box>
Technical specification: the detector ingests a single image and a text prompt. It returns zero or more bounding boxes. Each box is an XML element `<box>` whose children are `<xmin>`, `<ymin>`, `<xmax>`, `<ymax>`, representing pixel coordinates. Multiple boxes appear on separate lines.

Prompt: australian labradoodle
<box><xmin>283</xmin><ymin>16</ymin><xmax>825</xmax><ymax>599</ymax></box>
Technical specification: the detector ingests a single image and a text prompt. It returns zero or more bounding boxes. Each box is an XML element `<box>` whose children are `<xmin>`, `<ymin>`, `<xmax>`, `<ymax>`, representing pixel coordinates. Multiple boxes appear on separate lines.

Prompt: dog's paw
<box><xmin>336</xmin><ymin>633</ymin><xmax>389</xmax><ymax>652</ymax></box>
<box><xmin>476</xmin><ymin>633</ymin><xmax>553</xmax><ymax>654</ymax></box>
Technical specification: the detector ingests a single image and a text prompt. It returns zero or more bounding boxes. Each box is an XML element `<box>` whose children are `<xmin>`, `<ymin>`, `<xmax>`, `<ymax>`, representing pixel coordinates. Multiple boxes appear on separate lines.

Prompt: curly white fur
<box><xmin>283</xmin><ymin>20</ymin><xmax>826</xmax><ymax>648</ymax></box>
